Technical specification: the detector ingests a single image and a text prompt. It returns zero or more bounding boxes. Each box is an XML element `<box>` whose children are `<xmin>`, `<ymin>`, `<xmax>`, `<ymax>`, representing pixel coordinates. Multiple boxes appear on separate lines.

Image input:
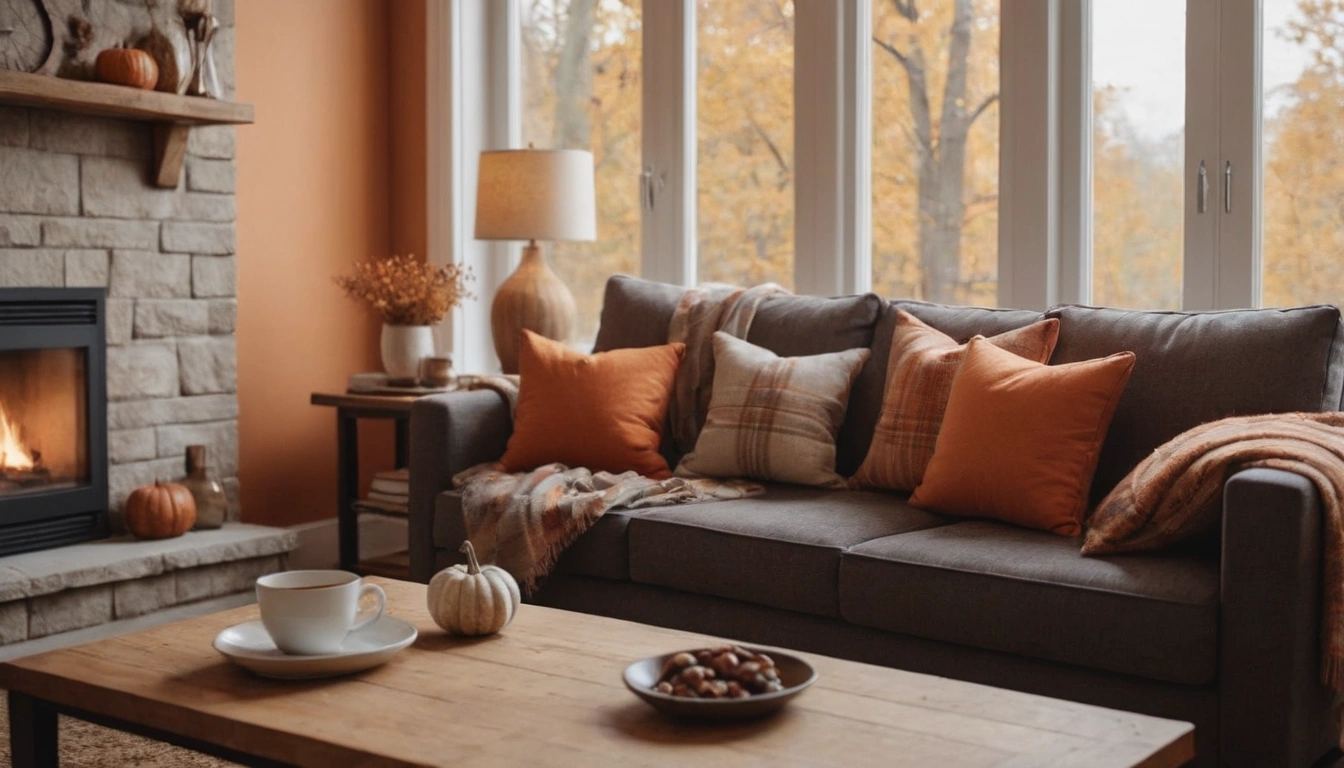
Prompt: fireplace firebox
<box><xmin>0</xmin><ymin>288</ymin><xmax>108</xmax><ymax>555</ymax></box>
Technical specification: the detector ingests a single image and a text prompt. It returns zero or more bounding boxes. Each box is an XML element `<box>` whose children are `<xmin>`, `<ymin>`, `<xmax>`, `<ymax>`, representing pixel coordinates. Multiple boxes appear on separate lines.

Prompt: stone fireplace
<box><xmin>0</xmin><ymin>8</ymin><xmax>239</xmax><ymax>525</ymax></box>
<box><xmin>0</xmin><ymin>5</ymin><xmax>297</xmax><ymax>648</ymax></box>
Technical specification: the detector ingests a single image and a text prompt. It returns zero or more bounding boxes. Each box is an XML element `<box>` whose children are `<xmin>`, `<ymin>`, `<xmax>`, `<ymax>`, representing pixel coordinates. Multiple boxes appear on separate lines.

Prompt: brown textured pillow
<box><xmin>909</xmin><ymin>338</ymin><xmax>1136</xmax><ymax>535</ymax></box>
<box><xmin>675</xmin><ymin>333</ymin><xmax>870</xmax><ymax>488</ymax></box>
<box><xmin>851</xmin><ymin>311</ymin><xmax>1060</xmax><ymax>492</ymax></box>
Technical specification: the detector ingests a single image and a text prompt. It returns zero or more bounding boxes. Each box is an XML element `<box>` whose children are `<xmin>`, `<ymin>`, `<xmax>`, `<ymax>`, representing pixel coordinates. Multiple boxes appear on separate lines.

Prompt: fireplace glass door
<box><xmin>0</xmin><ymin>348</ymin><xmax>89</xmax><ymax>496</ymax></box>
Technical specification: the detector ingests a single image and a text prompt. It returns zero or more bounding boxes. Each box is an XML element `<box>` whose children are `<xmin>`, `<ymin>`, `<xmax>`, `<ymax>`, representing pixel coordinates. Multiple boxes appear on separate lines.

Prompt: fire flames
<box><xmin>0</xmin><ymin>403</ymin><xmax>34</xmax><ymax>471</ymax></box>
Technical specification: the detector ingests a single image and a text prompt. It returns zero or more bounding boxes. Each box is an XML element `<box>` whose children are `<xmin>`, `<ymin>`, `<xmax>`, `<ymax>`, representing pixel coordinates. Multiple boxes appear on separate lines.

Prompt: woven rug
<box><xmin>0</xmin><ymin>692</ymin><xmax>234</xmax><ymax>767</ymax></box>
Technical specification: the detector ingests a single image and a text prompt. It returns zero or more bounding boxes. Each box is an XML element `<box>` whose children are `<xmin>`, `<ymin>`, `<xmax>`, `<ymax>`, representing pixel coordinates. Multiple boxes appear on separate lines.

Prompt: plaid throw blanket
<box><xmin>451</xmin><ymin>286</ymin><xmax>780</xmax><ymax>591</ymax></box>
<box><xmin>453</xmin><ymin>462</ymin><xmax>760</xmax><ymax>591</ymax></box>
<box><xmin>667</xmin><ymin>283</ymin><xmax>787</xmax><ymax>454</ymax></box>
<box><xmin>1083</xmin><ymin>411</ymin><xmax>1344</xmax><ymax>690</ymax></box>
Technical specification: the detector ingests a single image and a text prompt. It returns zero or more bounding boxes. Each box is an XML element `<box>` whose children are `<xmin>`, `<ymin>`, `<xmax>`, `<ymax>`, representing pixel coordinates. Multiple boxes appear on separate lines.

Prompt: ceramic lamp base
<box><xmin>491</xmin><ymin>241</ymin><xmax>576</xmax><ymax>374</ymax></box>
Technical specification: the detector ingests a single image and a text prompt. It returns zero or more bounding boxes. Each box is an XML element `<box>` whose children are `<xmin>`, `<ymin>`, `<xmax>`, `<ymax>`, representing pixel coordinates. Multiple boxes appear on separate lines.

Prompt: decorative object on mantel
<box><xmin>427</xmin><ymin>540</ymin><xmax>521</xmax><ymax>636</ymax></box>
<box><xmin>136</xmin><ymin>21</ymin><xmax>191</xmax><ymax>94</ymax></box>
<box><xmin>336</xmin><ymin>254</ymin><xmax>473</xmax><ymax>386</ymax></box>
<box><xmin>180</xmin><ymin>444</ymin><xmax>225</xmax><ymax>530</ymax></box>
<box><xmin>0</xmin><ymin>0</ymin><xmax>58</xmax><ymax>73</ymax></box>
<box><xmin>55</xmin><ymin>13</ymin><xmax>92</xmax><ymax>79</ymax></box>
<box><xmin>124</xmin><ymin>480</ymin><xmax>196</xmax><ymax>539</ymax></box>
<box><xmin>93</xmin><ymin>45</ymin><xmax>157</xmax><ymax>89</ymax></box>
<box><xmin>474</xmin><ymin>146</ymin><xmax>596</xmax><ymax>374</ymax></box>
<box><xmin>179</xmin><ymin>0</ymin><xmax>218</xmax><ymax>98</ymax></box>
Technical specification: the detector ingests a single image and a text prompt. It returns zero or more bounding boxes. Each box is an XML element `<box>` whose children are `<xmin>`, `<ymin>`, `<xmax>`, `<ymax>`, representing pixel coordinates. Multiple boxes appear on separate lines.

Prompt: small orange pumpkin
<box><xmin>125</xmin><ymin>481</ymin><xmax>197</xmax><ymax>539</ymax></box>
<box><xmin>94</xmin><ymin>47</ymin><xmax>159</xmax><ymax>90</ymax></box>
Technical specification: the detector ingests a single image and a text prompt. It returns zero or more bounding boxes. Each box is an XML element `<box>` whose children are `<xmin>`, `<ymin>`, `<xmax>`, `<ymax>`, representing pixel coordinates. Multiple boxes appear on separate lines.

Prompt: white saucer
<box><xmin>213</xmin><ymin>616</ymin><xmax>418</xmax><ymax>680</ymax></box>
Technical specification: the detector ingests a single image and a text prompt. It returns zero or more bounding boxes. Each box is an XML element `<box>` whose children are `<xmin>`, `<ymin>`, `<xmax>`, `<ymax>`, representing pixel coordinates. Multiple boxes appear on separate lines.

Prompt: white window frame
<box><xmin>1074</xmin><ymin>0</ymin><xmax>1260</xmax><ymax>312</ymax></box>
<box><xmin>430</xmin><ymin>1</ymin><xmax>1281</xmax><ymax>372</ymax></box>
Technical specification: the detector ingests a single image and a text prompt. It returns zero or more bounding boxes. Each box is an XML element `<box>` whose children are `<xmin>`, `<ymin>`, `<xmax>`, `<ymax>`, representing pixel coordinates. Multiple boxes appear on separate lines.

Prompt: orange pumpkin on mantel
<box><xmin>94</xmin><ymin>47</ymin><xmax>160</xmax><ymax>91</ymax></box>
<box><xmin>125</xmin><ymin>481</ymin><xmax>197</xmax><ymax>539</ymax></box>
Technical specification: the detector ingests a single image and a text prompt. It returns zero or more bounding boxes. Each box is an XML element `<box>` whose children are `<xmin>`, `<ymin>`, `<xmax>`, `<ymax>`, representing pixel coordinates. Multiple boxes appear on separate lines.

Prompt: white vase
<box><xmin>380</xmin><ymin>325</ymin><xmax>435</xmax><ymax>384</ymax></box>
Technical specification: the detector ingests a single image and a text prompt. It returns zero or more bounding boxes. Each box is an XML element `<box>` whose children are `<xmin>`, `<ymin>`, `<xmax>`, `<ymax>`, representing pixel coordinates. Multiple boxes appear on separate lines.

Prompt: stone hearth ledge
<box><xmin>0</xmin><ymin>523</ymin><xmax>295</xmax><ymax>603</ymax></box>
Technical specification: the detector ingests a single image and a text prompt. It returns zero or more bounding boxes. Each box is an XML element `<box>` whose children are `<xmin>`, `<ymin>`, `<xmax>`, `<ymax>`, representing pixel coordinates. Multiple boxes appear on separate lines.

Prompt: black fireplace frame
<box><xmin>0</xmin><ymin>288</ymin><xmax>108</xmax><ymax>556</ymax></box>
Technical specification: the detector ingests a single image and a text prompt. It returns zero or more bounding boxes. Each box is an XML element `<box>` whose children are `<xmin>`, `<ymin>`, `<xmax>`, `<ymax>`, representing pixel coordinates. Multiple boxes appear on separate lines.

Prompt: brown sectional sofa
<box><xmin>410</xmin><ymin>275</ymin><xmax>1344</xmax><ymax>766</ymax></box>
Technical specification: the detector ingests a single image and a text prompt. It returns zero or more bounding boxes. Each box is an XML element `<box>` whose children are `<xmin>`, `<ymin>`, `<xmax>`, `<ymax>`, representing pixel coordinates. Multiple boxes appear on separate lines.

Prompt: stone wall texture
<box><xmin>0</xmin><ymin>9</ymin><xmax>239</xmax><ymax>521</ymax></box>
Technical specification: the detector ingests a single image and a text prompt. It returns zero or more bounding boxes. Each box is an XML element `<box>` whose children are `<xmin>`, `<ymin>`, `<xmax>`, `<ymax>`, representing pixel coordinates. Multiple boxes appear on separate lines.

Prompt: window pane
<box><xmin>1091</xmin><ymin>1</ymin><xmax>1184</xmax><ymax>309</ymax></box>
<box><xmin>698</xmin><ymin>0</ymin><xmax>794</xmax><ymax>288</ymax></box>
<box><xmin>871</xmin><ymin>0</ymin><xmax>1000</xmax><ymax>305</ymax></box>
<box><xmin>1262</xmin><ymin>1</ymin><xmax>1344</xmax><ymax>306</ymax></box>
<box><xmin>522</xmin><ymin>0</ymin><xmax>642</xmax><ymax>343</ymax></box>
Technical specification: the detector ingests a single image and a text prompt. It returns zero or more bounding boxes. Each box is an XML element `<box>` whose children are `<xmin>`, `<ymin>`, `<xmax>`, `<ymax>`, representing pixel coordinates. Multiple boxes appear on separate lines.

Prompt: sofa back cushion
<box><xmin>838</xmin><ymin>300</ymin><xmax>1045</xmax><ymax>476</ymax></box>
<box><xmin>592</xmin><ymin>275</ymin><xmax>685</xmax><ymax>352</ymax></box>
<box><xmin>592</xmin><ymin>275</ymin><xmax>883</xmax><ymax>467</ymax></box>
<box><xmin>592</xmin><ymin>275</ymin><xmax>882</xmax><ymax>356</ymax></box>
<box><xmin>1046</xmin><ymin>303</ymin><xmax>1344</xmax><ymax>506</ymax></box>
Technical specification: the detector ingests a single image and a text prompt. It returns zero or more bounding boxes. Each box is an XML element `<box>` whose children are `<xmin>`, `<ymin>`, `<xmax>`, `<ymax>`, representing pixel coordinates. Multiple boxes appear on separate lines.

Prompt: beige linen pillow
<box><xmin>675</xmin><ymin>332</ymin><xmax>870</xmax><ymax>488</ymax></box>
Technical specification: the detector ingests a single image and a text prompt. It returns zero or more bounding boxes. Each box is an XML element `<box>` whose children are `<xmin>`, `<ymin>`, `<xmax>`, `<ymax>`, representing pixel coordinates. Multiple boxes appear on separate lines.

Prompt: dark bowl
<box><xmin>623</xmin><ymin>647</ymin><xmax>818</xmax><ymax>720</ymax></box>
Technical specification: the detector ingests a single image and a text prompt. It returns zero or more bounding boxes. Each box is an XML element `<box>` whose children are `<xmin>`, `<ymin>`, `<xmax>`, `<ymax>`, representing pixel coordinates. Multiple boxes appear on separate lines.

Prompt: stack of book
<box><xmin>355</xmin><ymin>468</ymin><xmax>409</xmax><ymax>516</ymax></box>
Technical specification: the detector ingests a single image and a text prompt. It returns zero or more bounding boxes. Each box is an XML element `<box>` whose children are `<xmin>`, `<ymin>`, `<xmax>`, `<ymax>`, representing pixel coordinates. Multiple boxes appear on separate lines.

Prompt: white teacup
<box><xmin>255</xmin><ymin>570</ymin><xmax>386</xmax><ymax>655</ymax></box>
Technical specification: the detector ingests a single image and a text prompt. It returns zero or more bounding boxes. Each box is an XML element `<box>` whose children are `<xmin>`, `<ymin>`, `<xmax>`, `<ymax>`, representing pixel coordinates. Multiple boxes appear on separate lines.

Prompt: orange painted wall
<box><xmin>389</xmin><ymin>1</ymin><xmax>428</xmax><ymax>258</ymax></box>
<box><xmin>235</xmin><ymin>0</ymin><xmax>397</xmax><ymax>526</ymax></box>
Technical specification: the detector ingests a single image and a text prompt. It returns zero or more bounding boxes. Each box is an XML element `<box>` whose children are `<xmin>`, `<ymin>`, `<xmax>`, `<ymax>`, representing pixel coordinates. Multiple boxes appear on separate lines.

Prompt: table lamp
<box><xmin>475</xmin><ymin>147</ymin><xmax>597</xmax><ymax>374</ymax></box>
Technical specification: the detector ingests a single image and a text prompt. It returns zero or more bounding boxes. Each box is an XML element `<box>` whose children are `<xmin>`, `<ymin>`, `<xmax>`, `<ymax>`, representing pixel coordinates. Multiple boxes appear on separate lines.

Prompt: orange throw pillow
<box><xmin>499</xmin><ymin>331</ymin><xmax>686</xmax><ymax>479</ymax></box>
<box><xmin>851</xmin><ymin>311</ymin><xmax>1059</xmax><ymax>491</ymax></box>
<box><xmin>909</xmin><ymin>337</ymin><xmax>1136</xmax><ymax>536</ymax></box>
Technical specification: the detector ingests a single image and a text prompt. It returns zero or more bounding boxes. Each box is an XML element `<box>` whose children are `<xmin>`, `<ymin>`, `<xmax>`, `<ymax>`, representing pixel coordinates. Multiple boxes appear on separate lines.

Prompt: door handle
<box><xmin>641</xmin><ymin>167</ymin><xmax>664</xmax><ymax>212</ymax></box>
<box><xmin>1197</xmin><ymin>161</ymin><xmax>1209</xmax><ymax>214</ymax></box>
<box><xmin>1224</xmin><ymin>161</ymin><xmax>1233</xmax><ymax>213</ymax></box>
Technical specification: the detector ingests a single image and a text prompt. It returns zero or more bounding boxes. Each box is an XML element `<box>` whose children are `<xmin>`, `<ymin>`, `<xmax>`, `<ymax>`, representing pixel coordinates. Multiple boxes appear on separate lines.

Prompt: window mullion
<box><xmin>997</xmin><ymin>0</ymin><xmax>1059</xmax><ymax>311</ymax></box>
<box><xmin>641</xmin><ymin>0</ymin><xmax>696</xmax><ymax>286</ymax></box>
<box><xmin>1215</xmin><ymin>0</ymin><xmax>1261</xmax><ymax>308</ymax></box>
<box><xmin>1058</xmin><ymin>0</ymin><xmax>1091</xmax><ymax>306</ymax></box>
<box><xmin>794</xmin><ymin>0</ymin><xmax>865</xmax><ymax>296</ymax></box>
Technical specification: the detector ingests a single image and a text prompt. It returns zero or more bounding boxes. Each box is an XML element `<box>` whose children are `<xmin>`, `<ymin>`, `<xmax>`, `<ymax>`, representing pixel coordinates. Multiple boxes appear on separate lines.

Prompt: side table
<box><xmin>310</xmin><ymin>392</ymin><xmax>421</xmax><ymax>572</ymax></box>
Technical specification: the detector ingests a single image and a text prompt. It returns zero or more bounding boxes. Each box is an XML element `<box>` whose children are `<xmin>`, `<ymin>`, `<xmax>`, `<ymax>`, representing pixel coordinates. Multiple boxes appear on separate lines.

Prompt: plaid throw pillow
<box><xmin>850</xmin><ymin>311</ymin><xmax>1060</xmax><ymax>492</ymax></box>
<box><xmin>675</xmin><ymin>332</ymin><xmax>870</xmax><ymax>488</ymax></box>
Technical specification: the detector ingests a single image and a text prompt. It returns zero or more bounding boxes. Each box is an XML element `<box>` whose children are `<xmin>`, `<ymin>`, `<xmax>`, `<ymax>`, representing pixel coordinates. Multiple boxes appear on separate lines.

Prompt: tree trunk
<box><xmin>917</xmin><ymin>0</ymin><xmax>974</xmax><ymax>304</ymax></box>
<box><xmin>552</xmin><ymin>0</ymin><xmax>597</xmax><ymax>149</ymax></box>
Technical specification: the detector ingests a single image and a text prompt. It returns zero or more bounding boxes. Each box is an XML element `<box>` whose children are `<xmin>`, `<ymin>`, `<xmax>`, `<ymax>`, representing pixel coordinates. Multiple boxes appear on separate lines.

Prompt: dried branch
<box><xmin>967</xmin><ymin>93</ymin><xmax>1000</xmax><ymax>126</ymax></box>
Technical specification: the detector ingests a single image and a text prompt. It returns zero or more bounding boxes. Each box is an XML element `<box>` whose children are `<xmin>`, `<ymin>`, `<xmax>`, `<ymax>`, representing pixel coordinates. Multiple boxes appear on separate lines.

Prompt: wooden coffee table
<box><xmin>0</xmin><ymin>577</ymin><xmax>1194</xmax><ymax>767</ymax></box>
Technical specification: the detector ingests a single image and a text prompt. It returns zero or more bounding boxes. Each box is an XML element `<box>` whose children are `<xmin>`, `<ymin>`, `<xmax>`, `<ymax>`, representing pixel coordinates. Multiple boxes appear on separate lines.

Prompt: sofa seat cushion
<box><xmin>628</xmin><ymin>486</ymin><xmax>952</xmax><ymax>617</ymax></box>
<box><xmin>838</xmin><ymin>521</ymin><xmax>1219</xmax><ymax>685</ymax></box>
<box><xmin>434</xmin><ymin>490</ymin><xmax>645</xmax><ymax>582</ymax></box>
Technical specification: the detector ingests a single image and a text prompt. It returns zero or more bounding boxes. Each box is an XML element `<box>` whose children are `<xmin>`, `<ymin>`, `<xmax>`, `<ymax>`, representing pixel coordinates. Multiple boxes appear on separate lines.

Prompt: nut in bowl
<box><xmin>623</xmin><ymin>645</ymin><xmax>818</xmax><ymax>720</ymax></box>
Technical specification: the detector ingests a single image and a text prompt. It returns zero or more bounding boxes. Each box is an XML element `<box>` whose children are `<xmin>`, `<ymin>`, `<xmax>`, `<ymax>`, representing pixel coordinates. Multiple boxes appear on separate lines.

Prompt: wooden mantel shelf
<box><xmin>0</xmin><ymin>69</ymin><xmax>253</xmax><ymax>188</ymax></box>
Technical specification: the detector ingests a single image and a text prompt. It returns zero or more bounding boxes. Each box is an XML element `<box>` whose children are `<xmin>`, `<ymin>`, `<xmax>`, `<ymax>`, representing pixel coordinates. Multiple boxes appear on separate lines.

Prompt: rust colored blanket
<box><xmin>1084</xmin><ymin>411</ymin><xmax>1344</xmax><ymax>688</ymax></box>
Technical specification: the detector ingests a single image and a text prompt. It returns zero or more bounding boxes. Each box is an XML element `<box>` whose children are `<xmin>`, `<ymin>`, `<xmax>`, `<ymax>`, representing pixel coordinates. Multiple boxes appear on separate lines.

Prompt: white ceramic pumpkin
<box><xmin>427</xmin><ymin>540</ymin><xmax>521</xmax><ymax>636</ymax></box>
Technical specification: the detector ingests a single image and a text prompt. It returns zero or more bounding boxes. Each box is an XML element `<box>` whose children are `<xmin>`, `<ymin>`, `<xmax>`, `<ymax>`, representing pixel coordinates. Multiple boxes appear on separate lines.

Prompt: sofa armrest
<box><xmin>408</xmin><ymin>390</ymin><xmax>512</xmax><ymax>582</ymax></box>
<box><xmin>1221</xmin><ymin>467</ymin><xmax>1335</xmax><ymax>766</ymax></box>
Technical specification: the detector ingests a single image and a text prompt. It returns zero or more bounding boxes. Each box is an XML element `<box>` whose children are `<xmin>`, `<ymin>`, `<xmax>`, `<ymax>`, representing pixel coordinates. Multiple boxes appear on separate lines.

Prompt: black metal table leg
<box><xmin>337</xmin><ymin>411</ymin><xmax>359</xmax><ymax>572</ymax></box>
<box><xmin>9</xmin><ymin>691</ymin><xmax>58</xmax><ymax>768</ymax></box>
<box><xmin>394</xmin><ymin>416</ymin><xmax>409</xmax><ymax>469</ymax></box>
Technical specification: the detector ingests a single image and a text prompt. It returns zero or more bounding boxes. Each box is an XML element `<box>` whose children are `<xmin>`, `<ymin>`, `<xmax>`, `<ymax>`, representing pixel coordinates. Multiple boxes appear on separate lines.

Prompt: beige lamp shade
<box><xmin>474</xmin><ymin>149</ymin><xmax>597</xmax><ymax>242</ymax></box>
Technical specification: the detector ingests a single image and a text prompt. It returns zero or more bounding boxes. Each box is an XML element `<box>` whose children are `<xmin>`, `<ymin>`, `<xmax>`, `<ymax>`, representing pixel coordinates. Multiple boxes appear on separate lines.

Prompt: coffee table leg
<box><xmin>9</xmin><ymin>691</ymin><xmax>58</xmax><ymax>768</ymax></box>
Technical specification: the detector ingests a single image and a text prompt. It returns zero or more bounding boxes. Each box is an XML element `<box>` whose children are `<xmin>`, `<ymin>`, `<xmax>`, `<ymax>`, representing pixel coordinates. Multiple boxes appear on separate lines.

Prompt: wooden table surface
<box><xmin>0</xmin><ymin>578</ymin><xmax>1194</xmax><ymax>767</ymax></box>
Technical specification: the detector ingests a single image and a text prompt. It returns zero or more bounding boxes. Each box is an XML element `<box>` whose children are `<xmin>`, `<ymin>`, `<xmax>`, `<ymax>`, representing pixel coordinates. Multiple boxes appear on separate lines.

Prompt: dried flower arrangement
<box><xmin>336</xmin><ymin>254</ymin><xmax>473</xmax><ymax>326</ymax></box>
